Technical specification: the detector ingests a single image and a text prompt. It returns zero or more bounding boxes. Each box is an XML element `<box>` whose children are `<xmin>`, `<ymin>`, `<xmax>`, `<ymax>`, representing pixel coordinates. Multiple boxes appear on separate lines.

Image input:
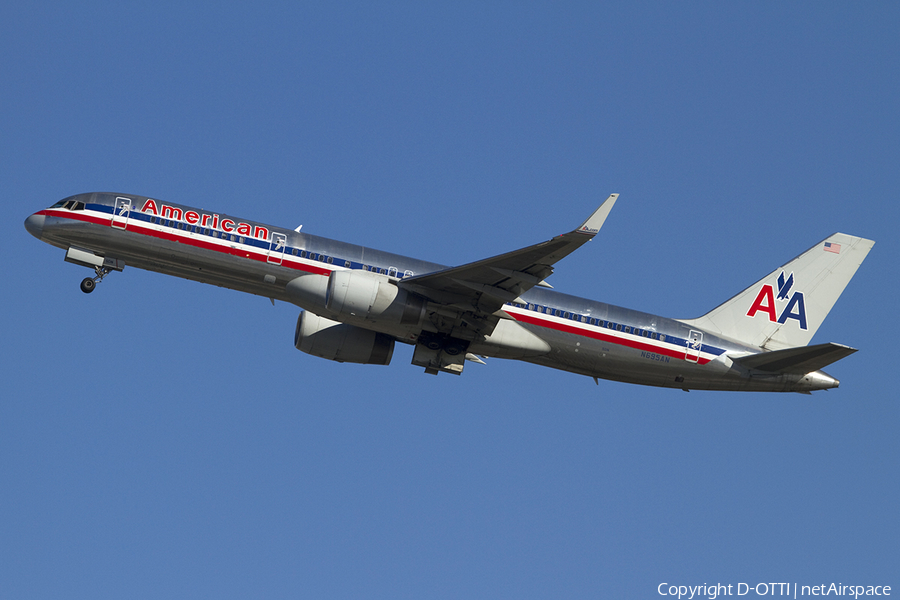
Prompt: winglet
<box><xmin>576</xmin><ymin>193</ymin><xmax>619</xmax><ymax>236</ymax></box>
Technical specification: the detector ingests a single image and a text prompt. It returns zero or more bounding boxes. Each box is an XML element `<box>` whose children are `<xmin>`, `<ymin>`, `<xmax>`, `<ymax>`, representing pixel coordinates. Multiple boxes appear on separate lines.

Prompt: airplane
<box><xmin>24</xmin><ymin>192</ymin><xmax>874</xmax><ymax>392</ymax></box>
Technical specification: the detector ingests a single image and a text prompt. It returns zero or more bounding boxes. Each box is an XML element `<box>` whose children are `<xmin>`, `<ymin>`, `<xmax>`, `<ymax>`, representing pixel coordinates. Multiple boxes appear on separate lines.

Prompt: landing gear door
<box><xmin>268</xmin><ymin>232</ymin><xmax>287</xmax><ymax>265</ymax></box>
<box><xmin>112</xmin><ymin>197</ymin><xmax>131</xmax><ymax>230</ymax></box>
<box><xmin>685</xmin><ymin>330</ymin><xmax>703</xmax><ymax>363</ymax></box>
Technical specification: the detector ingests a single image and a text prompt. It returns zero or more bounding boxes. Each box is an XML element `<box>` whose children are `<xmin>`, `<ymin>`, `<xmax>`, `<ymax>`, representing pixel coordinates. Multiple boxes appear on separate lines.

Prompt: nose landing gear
<box><xmin>64</xmin><ymin>247</ymin><xmax>125</xmax><ymax>294</ymax></box>
<box><xmin>80</xmin><ymin>265</ymin><xmax>114</xmax><ymax>294</ymax></box>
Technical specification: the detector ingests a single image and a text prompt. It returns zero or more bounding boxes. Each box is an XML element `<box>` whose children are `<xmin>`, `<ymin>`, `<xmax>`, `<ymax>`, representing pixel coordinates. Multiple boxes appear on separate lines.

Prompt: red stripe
<box><xmin>42</xmin><ymin>208</ymin><xmax>711</xmax><ymax>366</ymax></box>
<box><xmin>509</xmin><ymin>311</ymin><xmax>710</xmax><ymax>365</ymax></box>
<box><xmin>39</xmin><ymin>209</ymin><xmax>333</xmax><ymax>277</ymax></box>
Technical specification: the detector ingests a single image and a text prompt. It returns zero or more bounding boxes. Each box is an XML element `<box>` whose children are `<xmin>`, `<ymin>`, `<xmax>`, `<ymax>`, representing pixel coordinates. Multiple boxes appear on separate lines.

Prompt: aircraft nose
<box><xmin>24</xmin><ymin>213</ymin><xmax>45</xmax><ymax>240</ymax></box>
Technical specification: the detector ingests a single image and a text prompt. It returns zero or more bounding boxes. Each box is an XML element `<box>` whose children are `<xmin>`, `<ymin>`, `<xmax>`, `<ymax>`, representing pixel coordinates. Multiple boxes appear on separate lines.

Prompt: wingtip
<box><xmin>576</xmin><ymin>193</ymin><xmax>619</xmax><ymax>235</ymax></box>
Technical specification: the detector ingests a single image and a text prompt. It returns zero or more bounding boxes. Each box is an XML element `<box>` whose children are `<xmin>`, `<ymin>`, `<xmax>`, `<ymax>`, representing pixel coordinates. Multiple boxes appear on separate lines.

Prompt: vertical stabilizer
<box><xmin>680</xmin><ymin>233</ymin><xmax>874</xmax><ymax>350</ymax></box>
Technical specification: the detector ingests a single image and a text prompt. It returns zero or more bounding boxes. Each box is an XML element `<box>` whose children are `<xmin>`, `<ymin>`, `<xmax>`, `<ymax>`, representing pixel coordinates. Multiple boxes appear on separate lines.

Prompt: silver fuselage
<box><xmin>25</xmin><ymin>192</ymin><xmax>841</xmax><ymax>392</ymax></box>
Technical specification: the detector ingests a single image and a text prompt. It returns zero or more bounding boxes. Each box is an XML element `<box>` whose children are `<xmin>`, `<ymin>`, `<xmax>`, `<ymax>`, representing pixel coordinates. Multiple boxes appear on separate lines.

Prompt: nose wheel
<box><xmin>79</xmin><ymin>266</ymin><xmax>113</xmax><ymax>294</ymax></box>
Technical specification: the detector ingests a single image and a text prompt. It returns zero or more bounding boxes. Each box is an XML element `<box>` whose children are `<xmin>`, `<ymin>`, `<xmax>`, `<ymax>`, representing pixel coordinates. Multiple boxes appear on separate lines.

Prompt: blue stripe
<box><xmin>93</xmin><ymin>201</ymin><xmax>727</xmax><ymax>358</ymax></box>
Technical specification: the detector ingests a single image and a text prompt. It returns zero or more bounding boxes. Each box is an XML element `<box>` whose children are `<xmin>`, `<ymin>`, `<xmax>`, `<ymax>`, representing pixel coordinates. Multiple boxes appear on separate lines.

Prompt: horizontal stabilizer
<box><xmin>732</xmin><ymin>342</ymin><xmax>857</xmax><ymax>374</ymax></box>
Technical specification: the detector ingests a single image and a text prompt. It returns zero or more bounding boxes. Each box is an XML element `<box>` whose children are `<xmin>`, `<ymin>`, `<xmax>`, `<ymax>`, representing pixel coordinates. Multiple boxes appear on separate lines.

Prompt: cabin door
<box><xmin>111</xmin><ymin>197</ymin><xmax>131</xmax><ymax>230</ymax></box>
<box><xmin>685</xmin><ymin>330</ymin><xmax>703</xmax><ymax>363</ymax></box>
<box><xmin>268</xmin><ymin>232</ymin><xmax>287</xmax><ymax>265</ymax></box>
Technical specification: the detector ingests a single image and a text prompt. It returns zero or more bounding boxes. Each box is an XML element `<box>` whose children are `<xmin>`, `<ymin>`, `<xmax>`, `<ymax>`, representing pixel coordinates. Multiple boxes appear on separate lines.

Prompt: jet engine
<box><xmin>286</xmin><ymin>271</ymin><xmax>426</xmax><ymax>327</ymax></box>
<box><xmin>294</xmin><ymin>310</ymin><xmax>395</xmax><ymax>365</ymax></box>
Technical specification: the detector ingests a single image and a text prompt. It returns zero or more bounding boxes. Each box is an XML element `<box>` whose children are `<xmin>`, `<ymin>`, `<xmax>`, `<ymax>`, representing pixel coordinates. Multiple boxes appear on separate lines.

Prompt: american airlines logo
<box><xmin>139</xmin><ymin>199</ymin><xmax>270</xmax><ymax>241</ymax></box>
<box><xmin>746</xmin><ymin>270</ymin><xmax>808</xmax><ymax>330</ymax></box>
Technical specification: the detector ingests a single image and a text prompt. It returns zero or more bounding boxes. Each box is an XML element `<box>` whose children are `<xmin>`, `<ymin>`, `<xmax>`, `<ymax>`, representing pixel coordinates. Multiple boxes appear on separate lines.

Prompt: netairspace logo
<box><xmin>657</xmin><ymin>582</ymin><xmax>892</xmax><ymax>599</ymax></box>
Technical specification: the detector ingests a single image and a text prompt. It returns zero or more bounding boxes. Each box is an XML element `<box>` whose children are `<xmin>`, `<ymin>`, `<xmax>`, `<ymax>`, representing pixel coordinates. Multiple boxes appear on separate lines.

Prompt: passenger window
<box><xmin>616</xmin><ymin>324</ymin><xmax>622</xmax><ymax>331</ymax></box>
<box><xmin>327</xmin><ymin>256</ymin><xmax>333</xmax><ymax>264</ymax></box>
<box><xmin>239</xmin><ymin>236</ymin><xmax>245</xmax><ymax>243</ymax></box>
<box><xmin>345</xmin><ymin>260</ymin><xmax>351</xmax><ymax>267</ymax></box>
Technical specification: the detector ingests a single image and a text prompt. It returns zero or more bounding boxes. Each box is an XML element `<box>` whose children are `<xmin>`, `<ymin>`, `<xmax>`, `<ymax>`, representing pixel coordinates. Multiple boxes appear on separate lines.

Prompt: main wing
<box><xmin>398</xmin><ymin>194</ymin><xmax>618</xmax><ymax>359</ymax></box>
<box><xmin>400</xmin><ymin>194</ymin><xmax>617</xmax><ymax>314</ymax></box>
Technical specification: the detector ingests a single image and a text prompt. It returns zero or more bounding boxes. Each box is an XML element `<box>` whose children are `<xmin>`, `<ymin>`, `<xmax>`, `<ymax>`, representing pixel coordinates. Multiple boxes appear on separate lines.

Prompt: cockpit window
<box><xmin>50</xmin><ymin>200</ymin><xmax>86</xmax><ymax>210</ymax></box>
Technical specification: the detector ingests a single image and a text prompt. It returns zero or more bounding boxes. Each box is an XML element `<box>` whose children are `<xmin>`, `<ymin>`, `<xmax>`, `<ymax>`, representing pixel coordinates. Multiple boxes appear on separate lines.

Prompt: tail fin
<box><xmin>680</xmin><ymin>233</ymin><xmax>874</xmax><ymax>350</ymax></box>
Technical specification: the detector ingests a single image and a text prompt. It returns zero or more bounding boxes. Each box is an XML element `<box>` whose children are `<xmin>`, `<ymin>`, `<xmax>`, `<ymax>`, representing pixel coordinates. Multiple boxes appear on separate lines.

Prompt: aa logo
<box><xmin>746</xmin><ymin>270</ymin><xmax>808</xmax><ymax>330</ymax></box>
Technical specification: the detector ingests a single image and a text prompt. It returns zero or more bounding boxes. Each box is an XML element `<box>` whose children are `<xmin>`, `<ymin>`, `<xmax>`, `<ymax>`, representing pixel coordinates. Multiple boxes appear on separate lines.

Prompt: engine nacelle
<box><xmin>286</xmin><ymin>271</ymin><xmax>425</xmax><ymax>327</ymax></box>
<box><xmin>326</xmin><ymin>270</ymin><xmax>425</xmax><ymax>325</ymax></box>
<box><xmin>294</xmin><ymin>311</ymin><xmax>395</xmax><ymax>365</ymax></box>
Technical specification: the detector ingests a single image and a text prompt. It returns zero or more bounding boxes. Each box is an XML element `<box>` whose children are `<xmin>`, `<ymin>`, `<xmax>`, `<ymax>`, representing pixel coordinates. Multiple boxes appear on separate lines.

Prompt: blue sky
<box><xmin>1</xmin><ymin>2</ymin><xmax>897</xmax><ymax>598</ymax></box>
